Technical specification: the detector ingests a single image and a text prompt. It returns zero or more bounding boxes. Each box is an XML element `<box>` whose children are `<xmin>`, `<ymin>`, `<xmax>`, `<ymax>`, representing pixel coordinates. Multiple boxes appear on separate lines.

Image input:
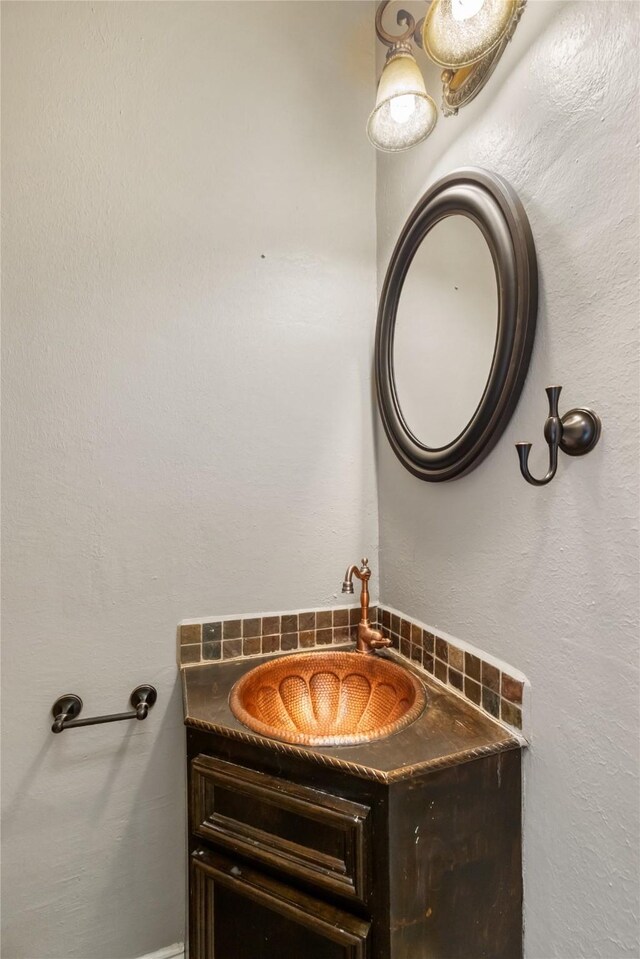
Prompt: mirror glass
<box><xmin>392</xmin><ymin>214</ymin><xmax>498</xmax><ymax>448</ymax></box>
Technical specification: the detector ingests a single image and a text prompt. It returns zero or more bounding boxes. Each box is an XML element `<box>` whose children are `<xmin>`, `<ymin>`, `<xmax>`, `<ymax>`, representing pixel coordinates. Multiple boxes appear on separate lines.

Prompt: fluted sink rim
<box><xmin>229</xmin><ymin>650</ymin><xmax>427</xmax><ymax>747</ymax></box>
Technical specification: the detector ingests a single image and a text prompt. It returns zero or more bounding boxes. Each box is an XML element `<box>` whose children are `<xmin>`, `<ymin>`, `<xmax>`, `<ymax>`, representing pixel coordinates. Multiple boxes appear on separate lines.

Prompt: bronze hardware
<box><xmin>375</xmin><ymin>1</ymin><xmax>424</xmax><ymax>49</ymax></box>
<box><xmin>51</xmin><ymin>685</ymin><xmax>157</xmax><ymax>733</ymax></box>
<box><xmin>515</xmin><ymin>386</ymin><xmax>602</xmax><ymax>486</ymax></box>
<box><xmin>342</xmin><ymin>558</ymin><xmax>392</xmax><ymax>654</ymax></box>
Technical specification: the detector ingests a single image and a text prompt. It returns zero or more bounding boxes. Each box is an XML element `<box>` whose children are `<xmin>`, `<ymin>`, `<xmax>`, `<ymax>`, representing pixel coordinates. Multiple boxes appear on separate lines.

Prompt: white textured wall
<box><xmin>376</xmin><ymin>2</ymin><xmax>639</xmax><ymax>957</ymax></box>
<box><xmin>1</xmin><ymin>3</ymin><xmax>376</xmax><ymax>957</ymax></box>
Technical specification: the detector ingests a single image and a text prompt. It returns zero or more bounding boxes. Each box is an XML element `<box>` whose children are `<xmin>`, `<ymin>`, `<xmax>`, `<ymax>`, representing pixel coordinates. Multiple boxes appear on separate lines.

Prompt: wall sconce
<box><xmin>368</xmin><ymin>0</ymin><xmax>526</xmax><ymax>152</ymax></box>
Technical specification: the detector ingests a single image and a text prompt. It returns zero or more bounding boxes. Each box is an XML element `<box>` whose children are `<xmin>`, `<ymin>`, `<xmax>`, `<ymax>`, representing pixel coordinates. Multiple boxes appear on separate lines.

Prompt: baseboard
<box><xmin>135</xmin><ymin>943</ymin><xmax>184</xmax><ymax>959</ymax></box>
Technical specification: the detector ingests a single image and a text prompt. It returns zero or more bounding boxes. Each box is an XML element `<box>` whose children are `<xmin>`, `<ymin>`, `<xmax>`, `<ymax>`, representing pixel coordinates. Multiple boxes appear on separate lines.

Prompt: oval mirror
<box><xmin>376</xmin><ymin>168</ymin><xmax>537</xmax><ymax>482</ymax></box>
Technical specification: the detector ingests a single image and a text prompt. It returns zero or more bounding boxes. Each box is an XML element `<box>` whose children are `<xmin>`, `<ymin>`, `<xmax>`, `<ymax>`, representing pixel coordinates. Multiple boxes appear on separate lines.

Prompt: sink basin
<box><xmin>229</xmin><ymin>651</ymin><xmax>426</xmax><ymax>747</ymax></box>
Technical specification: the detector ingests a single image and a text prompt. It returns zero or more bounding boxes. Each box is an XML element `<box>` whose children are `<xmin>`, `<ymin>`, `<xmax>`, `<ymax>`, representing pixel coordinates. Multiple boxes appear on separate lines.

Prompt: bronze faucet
<box><xmin>341</xmin><ymin>558</ymin><xmax>392</xmax><ymax>655</ymax></box>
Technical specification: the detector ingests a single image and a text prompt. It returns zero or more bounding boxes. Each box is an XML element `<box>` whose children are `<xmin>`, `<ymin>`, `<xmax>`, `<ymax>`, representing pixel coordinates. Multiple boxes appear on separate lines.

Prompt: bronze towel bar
<box><xmin>51</xmin><ymin>685</ymin><xmax>157</xmax><ymax>733</ymax></box>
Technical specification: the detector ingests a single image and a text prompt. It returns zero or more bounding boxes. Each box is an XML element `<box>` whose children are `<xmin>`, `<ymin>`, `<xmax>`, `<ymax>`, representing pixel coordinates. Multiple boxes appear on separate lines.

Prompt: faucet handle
<box><xmin>360</xmin><ymin>557</ymin><xmax>370</xmax><ymax>571</ymax></box>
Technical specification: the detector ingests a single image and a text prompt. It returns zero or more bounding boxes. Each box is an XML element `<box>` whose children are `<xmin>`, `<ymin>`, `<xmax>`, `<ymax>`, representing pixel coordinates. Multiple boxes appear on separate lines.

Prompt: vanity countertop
<box><xmin>181</xmin><ymin>646</ymin><xmax>520</xmax><ymax>783</ymax></box>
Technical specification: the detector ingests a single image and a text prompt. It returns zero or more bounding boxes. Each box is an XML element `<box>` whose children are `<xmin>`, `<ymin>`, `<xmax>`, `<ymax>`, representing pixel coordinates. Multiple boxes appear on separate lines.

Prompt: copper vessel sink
<box><xmin>229</xmin><ymin>651</ymin><xmax>426</xmax><ymax>747</ymax></box>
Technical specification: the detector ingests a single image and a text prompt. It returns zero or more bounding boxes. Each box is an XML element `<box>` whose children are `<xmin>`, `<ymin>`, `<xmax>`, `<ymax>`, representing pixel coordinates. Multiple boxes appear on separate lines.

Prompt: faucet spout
<box><xmin>340</xmin><ymin>558</ymin><xmax>392</xmax><ymax>654</ymax></box>
<box><xmin>341</xmin><ymin>562</ymin><xmax>365</xmax><ymax>593</ymax></box>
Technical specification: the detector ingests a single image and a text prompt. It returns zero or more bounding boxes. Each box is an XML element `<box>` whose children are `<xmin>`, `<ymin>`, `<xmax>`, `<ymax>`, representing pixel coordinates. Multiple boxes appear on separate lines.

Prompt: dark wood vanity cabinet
<box><xmin>187</xmin><ymin>728</ymin><xmax>522</xmax><ymax>959</ymax></box>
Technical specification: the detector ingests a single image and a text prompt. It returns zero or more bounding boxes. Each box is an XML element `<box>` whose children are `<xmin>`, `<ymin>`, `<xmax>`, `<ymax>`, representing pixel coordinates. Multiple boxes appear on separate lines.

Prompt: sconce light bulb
<box><xmin>451</xmin><ymin>0</ymin><xmax>486</xmax><ymax>22</ymax></box>
<box><xmin>367</xmin><ymin>49</ymin><xmax>437</xmax><ymax>152</ymax></box>
<box><xmin>423</xmin><ymin>0</ymin><xmax>518</xmax><ymax>69</ymax></box>
<box><xmin>389</xmin><ymin>94</ymin><xmax>417</xmax><ymax>124</ymax></box>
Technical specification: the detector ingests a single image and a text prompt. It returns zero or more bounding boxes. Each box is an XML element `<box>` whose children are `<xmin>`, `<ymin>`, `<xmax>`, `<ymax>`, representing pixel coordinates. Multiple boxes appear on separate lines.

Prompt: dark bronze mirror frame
<box><xmin>375</xmin><ymin>167</ymin><xmax>538</xmax><ymax>482</ymax></box>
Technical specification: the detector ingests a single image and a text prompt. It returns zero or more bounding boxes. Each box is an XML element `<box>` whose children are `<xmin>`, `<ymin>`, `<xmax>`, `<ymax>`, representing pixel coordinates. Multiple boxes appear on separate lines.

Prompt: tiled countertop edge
<box><xmin>181</xmin><ymin>662</ymin><xmax>521</xmax><ymax>787</ymax></box>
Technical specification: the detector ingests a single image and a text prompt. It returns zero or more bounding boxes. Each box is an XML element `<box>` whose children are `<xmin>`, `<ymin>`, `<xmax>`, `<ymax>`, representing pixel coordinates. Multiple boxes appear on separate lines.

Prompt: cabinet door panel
<box><xmin>190</xmin><ymin>847</ymin><xmax>371</xmax><ymax>959</ymax></box>
<box><xmin>191</xmin><ymin>753</ymin><xmax>370</xmax><ymax>902</ymax></box>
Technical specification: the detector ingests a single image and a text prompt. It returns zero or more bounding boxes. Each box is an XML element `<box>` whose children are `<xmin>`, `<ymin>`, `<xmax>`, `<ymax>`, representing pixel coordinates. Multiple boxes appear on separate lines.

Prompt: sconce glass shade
<box><xmin>423</xmin><ymin>0</ymin><xmax>518</xmax><ymax>69</ymax></box>
<box><xmin>367</xmin><ymin>49</ymin><xmax>438</xmax><ymax>153</ymax></box>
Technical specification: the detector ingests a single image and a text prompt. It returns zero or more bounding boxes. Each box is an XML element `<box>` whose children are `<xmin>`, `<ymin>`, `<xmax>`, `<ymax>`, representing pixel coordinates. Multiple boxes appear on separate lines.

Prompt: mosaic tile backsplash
<box><xmin>376</xmin><ymin>605</ymin><xmax>525</xmax><ymax>733</ymax></box>
<box><xmin>179</xmin><ymin>606</ymin><xmax>373</xmax><ymax>665</ymax></box>
<box><xmin>179</xmin><ymin>603</ymin><xmax>527</xmax><ymax>734</ymax></box>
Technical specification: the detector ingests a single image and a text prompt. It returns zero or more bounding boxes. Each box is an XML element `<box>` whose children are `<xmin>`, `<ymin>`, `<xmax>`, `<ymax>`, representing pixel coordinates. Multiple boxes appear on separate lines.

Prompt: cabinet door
<box><xmin>190</xmin><ymin>847</ymin><xmax>371</xmax><ymax>959</ymax></box>
<box><xmin>191</xmin><ymin>753</ymin><xmax>371</xmax><ymax>903</ymax></box>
